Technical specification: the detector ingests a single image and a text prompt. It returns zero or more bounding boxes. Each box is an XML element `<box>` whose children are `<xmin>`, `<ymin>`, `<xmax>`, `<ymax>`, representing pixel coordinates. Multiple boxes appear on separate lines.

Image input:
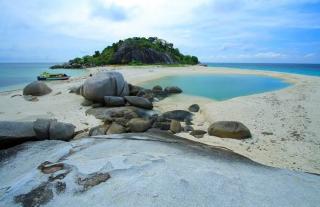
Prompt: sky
<box><xmin>0</xmin><ymin>0</ymin><xmax>320</xmax><ymax>63</ymax></box>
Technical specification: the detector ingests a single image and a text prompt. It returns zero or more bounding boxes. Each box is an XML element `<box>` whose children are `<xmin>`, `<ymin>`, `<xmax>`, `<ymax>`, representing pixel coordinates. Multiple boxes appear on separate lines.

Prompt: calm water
<box><xmin>141</xmin><ymin>74</ymin><xmax>290</xmax><ymax>101</ymax></box>
<box><xmin>206</xmin><ymin>63</ymin><xmax>320</xmax><ymax>76</ymax></box>
<box><xmin>0</xmin><ymin>63</ymin><xmax>87</xmax><ymax>91</ymax></box>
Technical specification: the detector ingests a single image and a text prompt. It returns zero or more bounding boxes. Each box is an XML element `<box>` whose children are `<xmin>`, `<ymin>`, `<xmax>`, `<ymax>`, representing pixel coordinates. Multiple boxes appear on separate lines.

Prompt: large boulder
<box><xmin>208</xmin><ymin>121</ymin><xmax>251</xmax><ymax>139</ymax></box>
<box><xmin>164</xmin><ymin>86</ymin><xmax>182</xmax><ymax>94</ymax></box>
<box><xmin>23</xmin><ymin>81</ymin><xmax>52</xmax><ymax>96</ymax></box>
<box><xmin>81</xmin><ymin>71</ymin><xmax>129</xmax><ymax>102</ymax></box>
<box><xmin>104</xmin><ymin>96</ymin><xmax>125</xmax><ymax>107</ymax></box>
<box><xmin>162</xmin><ymin>110</ymin><xmax>193</xmax><ymax>122</ymax></box>
<box><xmin>0</xmin><ymin>121</ymin><xmax>37</xmax><ymax>149</ymax></box>
<box><xmin>127</xmin><ymin>118</ymin><xmax>151</xmax><ymax>132</ymax></box>
<box><xmin>49</xmin><ymin>120</ymin><xmax>75</xmax><ymax>141</ymax></box>
<box><xmin>124</xmin><ymin>96</ymin><xmax>153</xmax><ymax>109</ymax></box>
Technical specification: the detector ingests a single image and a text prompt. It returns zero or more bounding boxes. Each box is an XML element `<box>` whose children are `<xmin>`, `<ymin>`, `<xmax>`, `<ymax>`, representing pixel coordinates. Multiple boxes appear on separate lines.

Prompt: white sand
<box><xmin>1</xmin><ymin>65</ymin><xmax>319</xmax><ymax>174</ymax></box>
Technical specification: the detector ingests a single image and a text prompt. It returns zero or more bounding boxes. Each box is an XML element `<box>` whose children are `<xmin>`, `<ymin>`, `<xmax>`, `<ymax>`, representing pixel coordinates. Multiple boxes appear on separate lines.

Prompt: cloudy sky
<box><xmin>0</xmin><ymin>0</ymin><xmax>320</xmax><ymax>63</ymax></box>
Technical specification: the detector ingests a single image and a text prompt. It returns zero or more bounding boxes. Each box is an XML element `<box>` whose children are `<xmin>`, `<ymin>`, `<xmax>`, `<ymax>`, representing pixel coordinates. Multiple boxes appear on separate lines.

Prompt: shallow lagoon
<box><xmin>141</xmin><ymin>74</ymin><xmax>290</xmax><ymax>101</ymax></box>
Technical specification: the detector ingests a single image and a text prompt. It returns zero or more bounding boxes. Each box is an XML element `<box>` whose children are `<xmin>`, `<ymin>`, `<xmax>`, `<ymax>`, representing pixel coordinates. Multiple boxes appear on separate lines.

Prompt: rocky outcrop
<box><xmin>208</xmin><ymin>121</ymin><xmax>251</xmax><ymax>139</ymax></box>
<box><xmin>80</xmin><ymin>71</ymin><xmax>129</xmax><ymax>103</ymax></box>
<box><xmin>23</xmin><ymin>81</ymin><xmax>52</xmax><ymax>96</ymax></box>
<box><xmin>0</xmin><ymin>119</ymin><xmax>76</xmax><ymax>149</ymax></box>
<box><xmin>124</xmin><ymin>96</ymin><xmax>153</xmax><ymax>109</ymax></box>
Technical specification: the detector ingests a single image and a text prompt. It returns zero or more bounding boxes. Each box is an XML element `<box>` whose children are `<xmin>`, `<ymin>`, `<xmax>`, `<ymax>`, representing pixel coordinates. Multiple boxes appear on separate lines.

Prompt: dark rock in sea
<box><xmin>0</xmin><ymin>121</ymin><xmax>37</xmax><ymax>149</ymax></box>
<box><xmin>152</xmin><ymin>85</ymin><xmax>163</xmax><ymax>92</ymax></box>
<box><xmin>104</xmin><ymin>96</ymin><xmax>126</xmax><ymax>107</ymax></box>
<box><xmin>106</xmin><ymin>123</ymin><xmax>126</xmax><ymax>135</ymax></box>
<box><xmin>23</xmin><ymin>81</ymin><xmax>52</xmax><ymax>96</ymax></box>
<box><xmin>208</xmin><ymin>121</ymin><xmax>251</xmax><ymax>139</ymax></box>
<box><xmin>190</xmin><ymin>130</ymin><xmax>207</xmax><ymax>138</ymax></box>
<box><xmin>33</xmin><ymin>119</ymin><xmax>52</xmax><ymax>140</ymax></box>
<box><xmin>81</xmin><ymin>71</ymin><xmax>129</xmax><ymax>103</ymax></box>
<box><xmin>188</xmin><ymin>104</ymin><xmax>200</xmax><ymax>112</ymax></box>
<box><xmin>127</xmin><ymin>118</ymin><xmax>152</xmax><ymax>132</ymax></box>
<box><xmin>164</xmin><ymin>86</ymin><xmax>183</xmax><ymax>94</ymax></box>
<box><xmin>162</xmin><ymin>110</ymin><xmax>193</xmax><ymax>122</ymax></box>
<box><xmin>170</xmin><ymin>120</ymin><xmax>182</xmax><ymax>134</ymax></box>
<box><xmin>49</xmin><ymin>120</ymin><xmax>75</xmax><ymax>141</ymax></box>
<box><xmin>124</xmin><ymin>96</ymin><xmax>153</xmax><ymax>109</ymax></box>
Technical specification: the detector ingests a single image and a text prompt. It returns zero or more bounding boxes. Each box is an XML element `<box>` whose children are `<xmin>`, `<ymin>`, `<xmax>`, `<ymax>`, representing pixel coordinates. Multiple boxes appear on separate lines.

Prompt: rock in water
<box><xmin>127</xmin><ymin>118</ymin><xmax>151</xmax><ymax>132</ymax></box>
<box><xmin>0</xmin><ymin>121</ymin><xmax>37</xmax><ymax>149</ymax></box>
<box><xmin>170</xmin><ymin>120</ymin><xmax>182</xmax><ymax>134</ymax></box>
<box><xmin>188</xmin><ymin>104</ymin><xmax>200</xmax><ymax>112</ymax></box>
<box><xmin>49</xmin><ymin>120</ymin><xmax>75</xmax><ymax>141</ymax></box>
<box><xmin>162</xmin><ymin>110</ymin><xmax>193</xmax><ymax>122</ymax></box>
<box><xmin>106</xmin><ymin>123</ymin><xmax>126</xmax><ymax>135</ymax></box>
<box><xmin>152</xmin><ymin>85</ymin><xmax>163</xmax><ymax>92</ymax></box>
<box><xmin>23</xmin><ymin>81</ymin><xmax>52</xmax><ymax>96</ymax></box>
<box><xmin>81</xmin><ymin>71</ymin><xmax>129</xmax><ymax>102</ymax></box>
<box><xmin>164</xmin><ymin>86</ymin><xmax>182</xmax><ymax>94</ymax></box>
<box><xmin>124</xmin><ymin>96</ymin><xmax>153</xmax><ymax>109</ymax></box>
<box><xmin>104</xmin><ymin>96</ymin><xmax>125</xmax><ymax>107</ymax></box>
<box><xmin>208</xmin><ymin>121</ymin><xmax>251</xmax><ymax>139</ymax></box>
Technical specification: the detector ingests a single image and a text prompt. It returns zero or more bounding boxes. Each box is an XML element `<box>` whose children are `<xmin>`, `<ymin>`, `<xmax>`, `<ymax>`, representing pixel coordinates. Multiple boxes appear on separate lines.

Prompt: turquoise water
<box><xmin>206</xmin><ymin>63</ymin><xmax>320</xmax><ymax>77</ymax></box>
<box><xmin>0</xmin><ymin>63</ymin><xmax>87</xmax><ymax>91</ymax></box>
<box><xmin>141</xmin><ymin>74</ymin><xmax>290</xmax><ymax>101</ymax></box>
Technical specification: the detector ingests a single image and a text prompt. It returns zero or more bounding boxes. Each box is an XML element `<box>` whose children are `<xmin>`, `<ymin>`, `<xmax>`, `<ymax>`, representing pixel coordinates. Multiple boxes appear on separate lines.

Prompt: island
<box><xmin>50</xmin><ymin>37</ymin><xmax>199</xmax><ymax>69</ymax></box>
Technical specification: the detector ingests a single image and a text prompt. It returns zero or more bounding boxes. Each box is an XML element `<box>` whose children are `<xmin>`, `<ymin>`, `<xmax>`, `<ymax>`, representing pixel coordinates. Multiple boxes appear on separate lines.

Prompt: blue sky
<box><xmin>0</xmin><ymin>0</ymin><xmax>320</xmax><ymax>63</ymax></box>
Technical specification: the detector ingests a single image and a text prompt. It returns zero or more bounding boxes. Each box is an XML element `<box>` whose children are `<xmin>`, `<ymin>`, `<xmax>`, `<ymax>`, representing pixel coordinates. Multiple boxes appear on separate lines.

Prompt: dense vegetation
<box><xmin>51</xmin><ymin>37</ymin><xmax>199</xmax><ymax>69</ymax></box>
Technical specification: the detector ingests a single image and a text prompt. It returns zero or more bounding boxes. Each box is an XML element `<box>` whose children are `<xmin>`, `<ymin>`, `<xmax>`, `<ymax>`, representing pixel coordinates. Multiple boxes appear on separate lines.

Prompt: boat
<box><xmin>37</xmin><ymin>72</ymin><xmax>70</xmax><ymax>81</ymax></box>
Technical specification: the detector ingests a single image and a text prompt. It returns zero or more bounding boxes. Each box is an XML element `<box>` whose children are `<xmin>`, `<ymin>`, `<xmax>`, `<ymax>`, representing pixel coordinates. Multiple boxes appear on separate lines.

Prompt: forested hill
<box><xmin>51</xmin><ymin>37</ymin><xmax>199</xmax><ymax>69</ymax></box>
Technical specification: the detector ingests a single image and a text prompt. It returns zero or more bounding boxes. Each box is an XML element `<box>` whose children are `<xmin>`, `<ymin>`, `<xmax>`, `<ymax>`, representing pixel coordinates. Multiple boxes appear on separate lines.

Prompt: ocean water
<box><xmin>0</xmin><ymin>63</ymin><xmax>87</xmax><ymax>91</ymax></box>
<box><xmin>141</xmin><ymin>74</ymin><xmax>290</xmax><ymax>101</ymax></box>
<box><xmin>206</xmin><ymin>63</ymin><xmax>320</xmax><ymax>76</ymax></box>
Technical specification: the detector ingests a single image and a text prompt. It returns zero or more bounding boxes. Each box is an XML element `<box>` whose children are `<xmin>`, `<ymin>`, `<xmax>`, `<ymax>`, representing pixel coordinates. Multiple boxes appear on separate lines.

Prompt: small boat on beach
<box><xmin>37</xmin><ymin>72</ymin><xmax>70</xmax><ymax>81</ymax></box>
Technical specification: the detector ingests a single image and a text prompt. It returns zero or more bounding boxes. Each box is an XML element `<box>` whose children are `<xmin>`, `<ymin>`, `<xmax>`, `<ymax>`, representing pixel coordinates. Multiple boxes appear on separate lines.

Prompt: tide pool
<box><xmin>140</xmin><ymin>74</ymin><xmax>290</xmax><ymax>101</ymax></box>
<box><xmin>0</xmin><ymin>63</ymin><xmax>87</xmax><ymax>91</ymax></box>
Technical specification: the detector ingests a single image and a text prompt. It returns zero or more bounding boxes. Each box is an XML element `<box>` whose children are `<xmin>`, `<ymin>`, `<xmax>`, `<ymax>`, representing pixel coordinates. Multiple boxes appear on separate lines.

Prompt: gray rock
<box><xmin>81</xmin><ymin>71</ymin><xmax>129</xmax><ymax>102</ymax></box>
<box><xmin>81</xmin><ymin>99</ymin><xmax>93</xmax><ymax>107</ymax></box>
<box><xmin>162</xmin><ymin>110</ymin><xmax>193</xmax><ymax>122</ymax></box>
<box><xmin>0</xmin><ymin>121</ymin><xmax>37</xmax><ymax>149</ymax></box>
<box><xmin>33</xmin><ymin>119</ymin><xmax>52</xmax><ymax>139</ymax></box>
<box><xmin>152</xmin><ymin>85</ymin><xmax>163</xmax><ymax>92</ymax></box>
<box><xmin>89</xmin><ymin>125</ymin><xmax>108</xmax><ymax>136</ymax></box>
<box><xmin>208</xmin><ymin>121</ymin><xmax>251</xmax><ymax>139</ymax></box>
<box><xmin>23</xmin><ymin>81</ymin><xmax>52</xmax><ymax>96</ymax></box>
<box><xmin>124</xmin><ymin>96</ymin><xmax>153</xmax><ymax>109</ymax></box>
<box><xmin>188</xmin><ymin>104</ymin><xmax>200</xmax><ymax>112</ymax></box>
<box><xmin>190</xmin><ymin>130</ymin><xmax>207</xmax><ymax>138</ymax></box>
<box><xmin>128</xmin><ymin>84</ymin><xmax>144</xmax><ymax>96</ymax></box>
<box><xmin>183</xmin><ymin>125</ymin><xmax>194</xmax><ymax>132</ymax></box>
<box><xmin>106</xmin><ymin>123</ymin><xmax>126</xmax><ymax>135</ymax></box>
<box><xmin>127</xmin><ymin>118</ymin><xmax>151</xmax><ymax>132</ymax></box>
<box><xmin>170</xmin><ymin>120</ymin><xmax>182</xmax><ymax>134</ymax></box>
<box><xmin>49</xmin><ymin>120</ymin><xmax>75</xmax><ymax>141</ymax></box>
<box><xmin>104</xmin><ymin>96</ymin><xmax>125</xmax><ymax>107</ymax></box>
<box><xmin>164</xmin><ymin>86</ymin><xmax>182</xmax><ymax>94</ymax></box>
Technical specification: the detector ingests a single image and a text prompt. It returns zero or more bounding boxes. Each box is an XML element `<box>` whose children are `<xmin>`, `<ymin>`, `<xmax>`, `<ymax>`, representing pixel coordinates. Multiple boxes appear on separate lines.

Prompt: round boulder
<box><xmin>49</xmin><ymin>120</ymin><xmax>75</xmax><ymax>141</ymax></box>
<box><xmin>127</xmin><ymin>118</ymin><xmax>151</xmax><ymax>132</ymax></box>
<box><xmin>188</xmin><ymin>104</ymin><xmax>200</xmax><ymax>112</ymax></box>
<box><xmin>170</xmin><ymin>120</ymin><xmax>182</xmax><ymax>134</ymax></box>
<box><xmin>208</xmin><ymin>121</ymin><xmax>251</xmax><ymax>139</ymax></box>
<box><xmin>81</xmin><ymin>71</ymin><xmax>129</xmax><ymax>102</ymax></box>
<box><xmin>164</xmin><ymin>86</ymin><xmax>182</xmax><ymax>94</ymax></box>
<box><xmin>23</xmin><ymin>81</ymin><xmax>52</xmax><ymax>96</ymax></box>
<box><xmin>107</xmin><ymin>123</ymin><xmax>126</xmax><ymax>135</ymax></box>
<box><xmin>124</xmin><ymin>96</ymin><xmax>153</xmax><ymax>109</ymax></box>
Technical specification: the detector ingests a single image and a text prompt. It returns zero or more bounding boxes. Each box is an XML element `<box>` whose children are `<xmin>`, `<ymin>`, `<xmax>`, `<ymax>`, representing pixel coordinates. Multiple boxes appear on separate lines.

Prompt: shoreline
<box><xmin>1</xmin><ymin>65</ymin><xmax>320</xmax><ymax>174</ymax></box>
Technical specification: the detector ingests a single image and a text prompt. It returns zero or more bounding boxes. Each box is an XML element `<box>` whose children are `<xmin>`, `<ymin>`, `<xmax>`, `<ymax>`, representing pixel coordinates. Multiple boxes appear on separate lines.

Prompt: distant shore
<box><xmin>1</xmin><ymin>65</ymin><xmax>319</xmax><ymax>174</ymax></box>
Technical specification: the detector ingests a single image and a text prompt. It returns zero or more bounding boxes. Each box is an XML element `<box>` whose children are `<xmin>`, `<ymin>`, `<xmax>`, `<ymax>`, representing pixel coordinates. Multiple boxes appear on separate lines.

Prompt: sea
<box><xmin>0</xmin><ymin>62</ymin><xmax>319</xmax><ymax>93</ymax></box>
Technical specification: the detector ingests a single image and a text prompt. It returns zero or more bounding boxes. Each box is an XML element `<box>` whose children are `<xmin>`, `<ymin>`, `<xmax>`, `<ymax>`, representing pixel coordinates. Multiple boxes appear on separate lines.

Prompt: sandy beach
<box><xmin>1</xmin><ymin>65</ymin><xmax>319</xmax><ymax>174</ymax></box>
